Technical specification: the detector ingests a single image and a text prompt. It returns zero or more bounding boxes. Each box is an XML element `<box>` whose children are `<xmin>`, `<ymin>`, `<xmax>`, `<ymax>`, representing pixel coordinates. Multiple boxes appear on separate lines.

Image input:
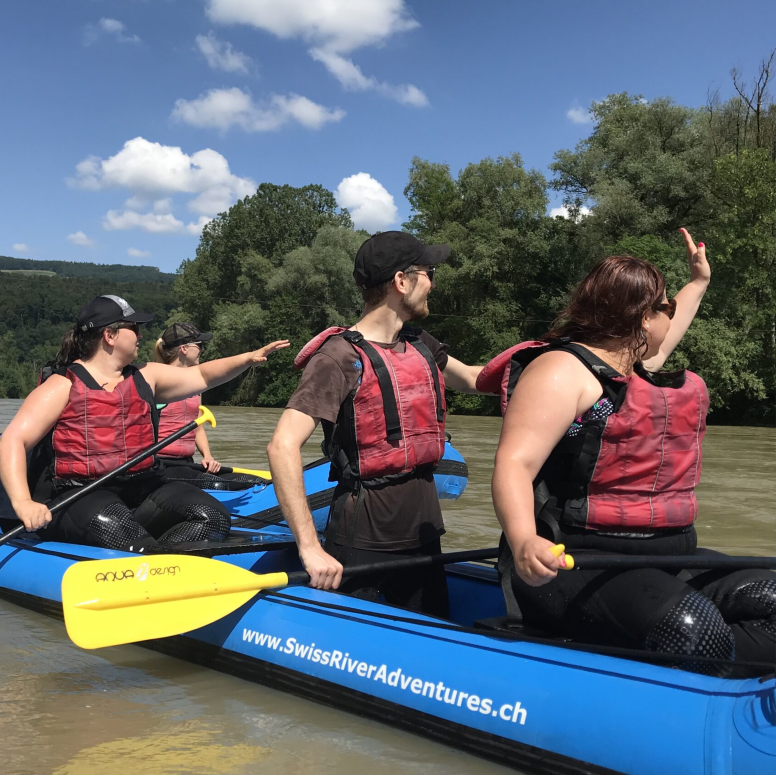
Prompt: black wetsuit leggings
<box><xmin>508</xmin><ymin>525</ymin><xmax>776</xmax><ymax>670</ymax></box>
<box><xmin>47</xmin><ymin>472</ymin><xmax>230</xmax><ymax>551</ymax></box>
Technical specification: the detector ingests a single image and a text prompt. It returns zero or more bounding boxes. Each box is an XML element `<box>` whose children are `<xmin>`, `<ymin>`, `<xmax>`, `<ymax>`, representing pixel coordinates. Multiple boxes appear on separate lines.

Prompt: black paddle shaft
<box><xmin>284</xmin><ymin>547</ymin><xmax>500</xmax><ymax>586</ymax></box>
<box><xmin>571</xmin><ymin>555</ymin><xmax>776</xmax><ymax>571</ymax></box>
<box><xmin>0</xmin><ymin>416</ymin><xmax>203</xmax><ymax>547</ymax></box>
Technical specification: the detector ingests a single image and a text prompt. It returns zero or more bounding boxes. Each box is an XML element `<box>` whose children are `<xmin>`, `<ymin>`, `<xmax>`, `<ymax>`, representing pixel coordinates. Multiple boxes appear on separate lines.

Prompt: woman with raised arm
<box><xmin>152</xmin><ymin>322</ymin><xmax>265</xmax><ymax>490</ymax></box>
<box><xmin>479</xmin><ymin>230</ymin><xmax>775</xmax><ymax>668</ymax></box>
<box><xmin>0</xmin><ymin>295</ymin><xmax>288</xmax><ymax>551</ymax></box>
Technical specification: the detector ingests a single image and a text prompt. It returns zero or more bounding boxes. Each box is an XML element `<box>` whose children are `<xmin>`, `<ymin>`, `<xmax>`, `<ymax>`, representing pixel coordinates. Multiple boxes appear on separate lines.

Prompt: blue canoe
<box><xmin>0</xmin><ymin>527</ymin><xmax>773</xmax><ymax>774</ymax></box>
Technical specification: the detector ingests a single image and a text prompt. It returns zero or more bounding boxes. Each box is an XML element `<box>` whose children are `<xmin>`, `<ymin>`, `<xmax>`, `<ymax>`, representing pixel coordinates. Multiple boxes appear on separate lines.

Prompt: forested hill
<box><xmin>0</xmin><ymin>255</ymin><xmax>175</xmax><ymax>283</ymax></box>
<box><xmin>0</xmin><ymin>258</ymin><xmax>177</xmax><ymax>398</ymax></box>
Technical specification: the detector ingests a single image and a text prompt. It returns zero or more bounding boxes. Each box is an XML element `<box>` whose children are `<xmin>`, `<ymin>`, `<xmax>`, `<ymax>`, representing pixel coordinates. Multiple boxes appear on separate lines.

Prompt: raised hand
<box><xmin>679</xmin><ymin>228</ymin><xmax>711</xmax><ymax>286</ymax></box>
<box><xmin>249</xmin><ymin>339</ymin><xmax>291</xmax><ymax>364</ymax></box>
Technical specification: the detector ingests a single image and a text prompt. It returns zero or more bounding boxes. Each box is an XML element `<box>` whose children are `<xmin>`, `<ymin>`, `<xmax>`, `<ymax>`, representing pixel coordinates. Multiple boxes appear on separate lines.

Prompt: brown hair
<box><xmin>153</xmin><ymin>338</ymin><xmax>178</xmax><ymax>364</ymax></box>
<box><xmin>543</xmin><ymin>255</ymin><xmax>666</xmax><ymax>362</ymax></box>
<box><xmin>54</xmin><ymin>322</ymin><xmax>124</xmax><ymax>367</ymax></box>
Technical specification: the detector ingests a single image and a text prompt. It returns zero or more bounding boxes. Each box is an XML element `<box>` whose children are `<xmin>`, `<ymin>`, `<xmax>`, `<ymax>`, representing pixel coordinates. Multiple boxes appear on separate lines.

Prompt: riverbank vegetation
<box><xmin>2</xmin><ymin>56</ymin><xmax>774</xmax><ymax>423</ymax></box>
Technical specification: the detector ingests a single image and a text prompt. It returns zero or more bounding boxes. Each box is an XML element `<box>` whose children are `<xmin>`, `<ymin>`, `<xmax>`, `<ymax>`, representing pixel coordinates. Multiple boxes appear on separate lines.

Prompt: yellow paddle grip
<box><xmin>551</xmin><ymin>543</ymin><xmax>575</xmax><ymax>570</ymax></box>
<box><xmin>196</xmin><ymin>406</ymin><xmax>216</xmax><ymax>429</ymax></box>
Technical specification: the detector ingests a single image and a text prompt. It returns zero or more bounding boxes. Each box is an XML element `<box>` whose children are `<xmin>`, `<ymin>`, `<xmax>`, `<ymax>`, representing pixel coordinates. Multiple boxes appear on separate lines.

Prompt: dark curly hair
<box><xmin>543</xmin><ymin>255</ymin><xmax>666</xmax><ymax>363</ymax></box>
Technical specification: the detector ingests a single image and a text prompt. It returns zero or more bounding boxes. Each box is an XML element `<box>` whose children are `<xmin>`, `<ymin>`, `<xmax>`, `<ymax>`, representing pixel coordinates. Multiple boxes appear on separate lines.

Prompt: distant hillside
<box><xmin>0</xmin><ymin>255</ymin><xmax>176</xmax><ymax>283</ymax></box>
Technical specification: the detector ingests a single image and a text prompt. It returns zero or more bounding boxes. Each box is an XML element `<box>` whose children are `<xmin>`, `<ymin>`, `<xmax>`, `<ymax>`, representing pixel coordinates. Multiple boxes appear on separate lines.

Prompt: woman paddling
<box><xmin>480</xmin><ymin>230</ymin><xmax>776</xmax><ymax>670</ymax></box>
<box><xmin>0</xmin><ymin>295</ymin><xmax>289</xmax><ymax>551</ymax></box>
<box><xmin>152</xmin><ymin>322</ymin><xmax>264</xmax><ymax>490</ymax></box>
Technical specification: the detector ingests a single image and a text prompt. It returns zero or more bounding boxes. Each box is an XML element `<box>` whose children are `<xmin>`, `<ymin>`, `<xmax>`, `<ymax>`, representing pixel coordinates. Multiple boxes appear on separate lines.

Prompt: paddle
<box><xmin>561</xmin><ymin>553</ymin><xmax>776</xmax><ymax>571</ymax></box>
<box><xmin>61</xmin><ymin>547</ymin><xmax>499</xmax><ymax>649</ymax></box>
<box><xmin>195</xmin><ymin>463</ymin><xmax>271</xmax><ymax>480</ymax></box>
<box><xmin>0</xmin><ymin>406</ymin><xmax>217</xmax><ymax>547</ymax></box>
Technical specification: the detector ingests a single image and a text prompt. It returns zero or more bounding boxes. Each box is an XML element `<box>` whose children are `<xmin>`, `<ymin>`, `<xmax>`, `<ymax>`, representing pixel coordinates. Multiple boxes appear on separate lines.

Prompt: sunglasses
<box><xmin>406</xmin><ymin>267</ymin><xmax>437</xmax><ymax>283</ymax></box>
<box><xmin>191</xmin><ymin>341</ymin><xmax>206</xmax><ymax>352</ymax></box>
<box><xmin>115</xmin><ymin>322</ymin><xmax>140</xmax><ymax>336</ymax></box>
<box><xmin>652</xmin><ymin>298</ymin><xmax>677</xmax><ymax>320</ymax></box>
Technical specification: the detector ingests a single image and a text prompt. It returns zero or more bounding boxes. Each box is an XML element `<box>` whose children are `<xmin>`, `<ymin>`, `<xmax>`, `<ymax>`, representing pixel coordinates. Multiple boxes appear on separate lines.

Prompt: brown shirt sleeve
<box><xmin>285</xmin><ymin>338</ymin><xmax>362</xmax><ymax>423</ymax></box>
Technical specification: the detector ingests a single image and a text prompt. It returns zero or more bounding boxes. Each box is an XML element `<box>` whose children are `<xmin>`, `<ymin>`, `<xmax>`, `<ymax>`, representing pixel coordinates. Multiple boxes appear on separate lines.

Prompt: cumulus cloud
<box><xmin>567</xmin><ymin>105</ymin><xmax>593</xmax><ymax>124</ymax></box>
<box><xmin>69</xmin><ymin>137</ymin><xmax>255</xmax><ymax>235</ymax></box>
<box><xmin>67</xmin><ymin>231</ymin><xmax>96</xmax><ymax>247</ymax></box>
<box><xmin>171</xmin><ymin>87</ymin><xmax>344</xmax><ymax>132</ymax></box>
<box><xmin>84</xmin><ymin>18</ymin><xmax>141</xmax><ymax>46</ymax></box>
<box><xmin>12</xmin><ymin>243</ymin><xmax>29</xmax><ymax>253</ymax></box>
<box><xmin>550</xmin><ymin>205</ymin><xmax>591</xmax><ymax>221</ymax></box>
<box><xmin>335</xmin><ymin>172</ymin><xmax>398</xmax><ymax>232</ymax></box>
<box><xmin>196</xmin><ymin>31</ymin><xmax>253</xmax><ymax>73</ymax></box>
<box><xmin>103</xmin><ymin>210</ymin><xmax>186</xmax><ymax>234</ymax></box>
<box><xmin>127</xmin><ymin>248</ymin><xmax>151</xmax><ymax>258</ymax></box>
<box><xmin>206</xmin><ymin>0</ymin><xmax>427</xmax><ymax>106</ymax></box>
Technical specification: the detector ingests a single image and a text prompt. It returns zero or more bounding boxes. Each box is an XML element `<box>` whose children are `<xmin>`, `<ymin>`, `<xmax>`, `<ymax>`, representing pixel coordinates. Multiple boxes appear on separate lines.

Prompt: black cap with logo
<box><xmin>76</xmin><ymin>295</ymin><xmax>155</xmax><ymax>333</ymax></box>
<box><xmin>353</xmin><ymin>231</ymin><xmax>450</xmax><ymax>290</ymax></box>
<box><xmin>161</xmin><ymin>322</ymin><xmax>213</xmax><ymax>348</ymax></box>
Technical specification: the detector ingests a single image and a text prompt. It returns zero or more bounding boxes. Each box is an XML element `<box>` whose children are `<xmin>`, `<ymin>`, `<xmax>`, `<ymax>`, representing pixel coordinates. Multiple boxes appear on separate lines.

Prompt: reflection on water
<box><xmin>0</xmin><ymin>400</ymin><xmax>773</xmax><ymax>773</ymax></box>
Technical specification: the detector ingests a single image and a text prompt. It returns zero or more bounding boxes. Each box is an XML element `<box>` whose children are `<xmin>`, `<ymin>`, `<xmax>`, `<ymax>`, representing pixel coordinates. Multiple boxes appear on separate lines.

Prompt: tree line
<box><xmin>2</xmin><ymin>55</ymin><xmax>774</xmax><ymax>424</ymax></box>
<box><xmin>175</xmin><ymin>57</ymin><xmax>775</xmax><ymax>425</ymax></box>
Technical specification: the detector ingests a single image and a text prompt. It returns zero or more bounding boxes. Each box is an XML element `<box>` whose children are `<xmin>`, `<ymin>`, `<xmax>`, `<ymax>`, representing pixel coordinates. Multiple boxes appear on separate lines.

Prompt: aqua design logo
<box><xmin>136</xmin><ymin>562</ymin><xmax>149</xmax><ymax>581</ymax></box>
<box><xmin>95</xmin><ymin>569</ymin><xmax>134</xmax><ymax>582</ymax></box>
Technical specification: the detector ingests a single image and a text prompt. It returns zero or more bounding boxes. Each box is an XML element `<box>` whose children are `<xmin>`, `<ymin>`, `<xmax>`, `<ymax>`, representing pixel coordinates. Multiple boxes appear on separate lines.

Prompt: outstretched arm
<box><xmin>642</xmin><ymin>228</ymin><xmax>710</xmax><ymax>372</ymax></box>
<box><xmin>142</xmin><ymin>340</ymin><xmax>290</xmax><ymax>403</ymax></box>
<box><xmin>443</xmin><ymin>356</ymin><xmax>484</xmax><ymax>393</ymax></box>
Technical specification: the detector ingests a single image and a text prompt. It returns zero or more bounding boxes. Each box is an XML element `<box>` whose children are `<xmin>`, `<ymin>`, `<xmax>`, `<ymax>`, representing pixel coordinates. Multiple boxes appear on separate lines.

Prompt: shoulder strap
<box><xmin>341</xmin><ymin>330</ymin><xmax>402</xmax><ymax>442</ymax></box>
<box><xmin>67</xmin><ymin>363</ymin><xmax>102</xmax><ymax>390</ymax></box>
<box><xmin>404</xmin><ymin>335</ymin><xmax>445</xmax><ymax>423</ymax></box>
<box><xmin>126</xmin><ymin>365</ymin><xmax>159</xmax><ymax>437</ymax></box>
<box><xmin>546</xmin><ymin>340</ymin><xmax>625</xmax><ymax>406</ymax></box>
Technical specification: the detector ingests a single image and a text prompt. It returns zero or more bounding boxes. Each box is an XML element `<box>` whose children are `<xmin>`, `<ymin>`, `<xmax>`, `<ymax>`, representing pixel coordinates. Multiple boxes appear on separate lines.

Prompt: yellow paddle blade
<box><xmin>61</xmin><ymin>554</ymin><xmax>288</xmax><ymax>650</ymax></box>
<box><xmin>230</xmin><ymin>466</ymin><xmax>271</xmax><ymax>479</ymax></box>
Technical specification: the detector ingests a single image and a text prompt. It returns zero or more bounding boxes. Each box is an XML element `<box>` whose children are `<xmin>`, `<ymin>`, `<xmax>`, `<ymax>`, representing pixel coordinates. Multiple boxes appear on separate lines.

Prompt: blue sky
<box><xmin>2</xmin><ymin>0</ymin><xmax>774</xmax><ymax>273</ymax></box>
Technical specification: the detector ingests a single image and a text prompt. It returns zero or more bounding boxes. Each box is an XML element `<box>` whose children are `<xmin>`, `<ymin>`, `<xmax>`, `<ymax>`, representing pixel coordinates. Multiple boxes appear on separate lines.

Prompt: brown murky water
<box><xmin>1</xmin><ymin>400</ymin><xmax>773</xmax><ymax>774</ymax></box>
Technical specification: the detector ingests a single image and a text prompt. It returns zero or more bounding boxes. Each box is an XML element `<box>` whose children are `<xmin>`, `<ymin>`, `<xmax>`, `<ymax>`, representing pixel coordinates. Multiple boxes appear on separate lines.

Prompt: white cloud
<box><xmin>206</xmin><ymin>0</ymin><xmax>427</xmax><ymax>106</ymax></box>
<box><xmin>12</xmin><ymin>243</ymin><xmax>29</xmax><ymax>253</ymax></box>
<box><xmin>103</xmin><ymin>209</ymin><xmax>185</xmax><ymax>234</ymax></box>
<box><xmin>84</xmin><ymin>18</ymin><xmax>141</xmax><ymax>46</ymax></box>
<box><xmin>550</xmin><ymin>205</ymin><xmax>592</xmax><ymax>221</ymax></box>
<box><xmin>69</xmin><ymin>137</ymin><xmax>255</xmax><ymax>233</ymax></box>
<box><xmin>567</xmin><ymin>105</ymin><xmax>593</xmax><ymax>124</ymax></box>
<box><xmin>310</xmin><ymin>50</ymin><xmax>428</xmax><ymax>106</ymax></box>
<box><xmin>67</xmin><ymin>231</ymin><xmax>96</xmax><ymax>247</ymax></box>
<box><xmin>196</xmin><ymin>31</ymin><xmax>253</xmax><ymax>73</ymax></box>
<box><xmin>335</xmin><ymin>172</ymin><xmax>398</xmax><ymax>232</ymax></box>
<box><xmin>127</xmin><ymin>248</ymin><xmax>151</xmax><ymax>258</ymax></box>
<box><xmin>187</xmin><ymin>216</ymin><xmax>213</xmax><ymax>236</ymax></box>
<box><xmin>172</xmin><ymin>87</ymin><xmax>344</xmax><ymax>132</ymax></box>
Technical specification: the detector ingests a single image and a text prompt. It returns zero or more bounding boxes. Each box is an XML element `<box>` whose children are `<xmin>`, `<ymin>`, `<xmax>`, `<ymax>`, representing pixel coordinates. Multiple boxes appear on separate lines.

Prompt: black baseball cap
<box><xmin>76</xmin><ymin>295</ymin><xmax>154</xmax><ymax>333</ymax></box>
<box><xmin>161</xmin><ymin>322</ymin><xmax>213</xmax><ymax>348</ymax></box>
<box><xmin>353</xmin><ymin>231</ymin><xmax>450</xmax><ymax>290</ymax></box>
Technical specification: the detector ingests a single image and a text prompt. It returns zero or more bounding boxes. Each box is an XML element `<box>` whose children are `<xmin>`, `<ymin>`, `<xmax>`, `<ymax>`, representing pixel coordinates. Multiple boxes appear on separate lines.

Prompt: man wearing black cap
<box><xmin>268</xmin><ymin>232</ymin><xmax>483</xmax><ymax>616</ymax></box>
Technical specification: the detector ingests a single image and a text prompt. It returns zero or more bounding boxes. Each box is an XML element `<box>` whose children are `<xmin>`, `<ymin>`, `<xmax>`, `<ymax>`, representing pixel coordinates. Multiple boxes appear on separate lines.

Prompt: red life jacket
<box><xmin>52</xmin><ymin>363</ymin><xmax>157</xmax><ymax>481</ymax></box>
<box><xmin>158</xmin><ymin>395</ymin><xmax>201</xmax><ymax>458</ymax></box>
<box><xmin>477</xmin><ymin>340</ymin><xmax>709</xmax><ymax>531</ymax></box>
<box><xmin>295</xmin><ymin>327</ymin><xmax>446</xmax><ymax>485</ymax></box>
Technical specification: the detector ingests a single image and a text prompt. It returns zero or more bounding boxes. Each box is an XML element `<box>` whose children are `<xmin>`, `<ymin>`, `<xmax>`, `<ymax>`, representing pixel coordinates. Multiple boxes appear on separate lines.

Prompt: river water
<box><xmin>0</xmin><ymin>400</ymin><xmax>774</xmax><ymax>774</ymax></box>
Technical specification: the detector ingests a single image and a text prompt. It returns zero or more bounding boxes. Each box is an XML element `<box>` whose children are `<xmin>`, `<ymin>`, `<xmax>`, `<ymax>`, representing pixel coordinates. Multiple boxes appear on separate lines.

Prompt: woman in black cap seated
<box><xmin>0</xmin><ymin>295</ymin><xmax>288</xmax><ymax>551</ymax></box>
<box><xmin>153</xmin><ymin>322</ymin><xmax>265</xmax><ymax>490</ymax></box>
